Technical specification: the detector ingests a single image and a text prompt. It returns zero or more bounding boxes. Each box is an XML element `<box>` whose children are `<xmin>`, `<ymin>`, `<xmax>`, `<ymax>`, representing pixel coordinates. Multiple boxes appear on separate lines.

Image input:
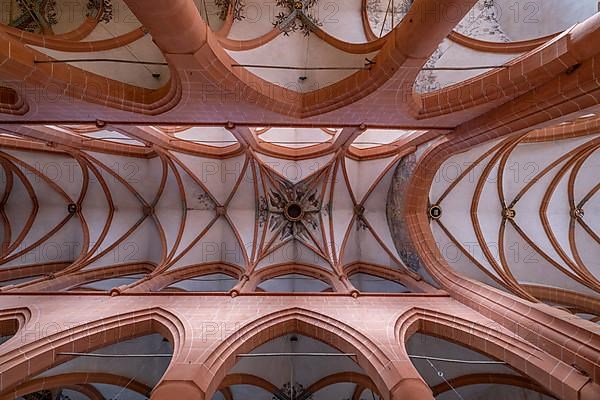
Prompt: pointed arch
<box><xmin>396</xmin><ymin>308</ymin><xmax>600</xmax><ymax>400</ymax></box>
<box><xmin>200</xmin><ymin>308</ymin><xmax>419</xmax><ymax>399</ymax></box>
<box><xmin>0</xmin><ymin>308</ymin><xmax>185</xmax><ymax>394</ymax></box>
<box><xmin>0</xmin><ymin>308</ymin><xmax>30</xmax><ymax>349</ymax></box>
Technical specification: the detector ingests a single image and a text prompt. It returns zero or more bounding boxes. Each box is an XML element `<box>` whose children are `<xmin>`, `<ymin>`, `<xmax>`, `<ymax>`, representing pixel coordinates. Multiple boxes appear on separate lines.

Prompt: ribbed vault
<box><xmin>425</xmin><ymin>114</ymin><xmax>600</xmax><ymax>318</ymax></box>
<box><xmin>0</xmin><ymin>125</ymin><xmax>433</xmax><ymax>294</ymax></box>
<box><xmin>0</xmin><ymin>2</ymin><xmax>599</xmax><ymax>400</ymax></box>
<box><xmin>0</xmin><ymin>0</ymin><xmax>597</xmax><ymax>123</ymax></box>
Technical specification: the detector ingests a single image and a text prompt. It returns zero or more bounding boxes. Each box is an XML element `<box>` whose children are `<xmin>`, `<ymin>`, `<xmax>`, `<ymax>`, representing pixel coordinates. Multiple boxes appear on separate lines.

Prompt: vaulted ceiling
<box><xmin>0</xmin><ymin>125</ymin><xmax>435</xmax><ymax>294</ymax></box>
<box><xmin>0</xmin><ymin>0</ymin><xmax>597</xmax><ymax>124</ymax></box>
<box><xmin>0</xmin><ymin>0</ymin><xmax>598</xmax><ymax>298</ymax></box>
<box><xmin>0</xmin><ymin>2</ymin><xmax>599</xmax><ymax>400</ymax></box>
<box><xmin>427</xmin><ymin>113</ymin><xmax>600</xmax><ymax>323</ymax></box>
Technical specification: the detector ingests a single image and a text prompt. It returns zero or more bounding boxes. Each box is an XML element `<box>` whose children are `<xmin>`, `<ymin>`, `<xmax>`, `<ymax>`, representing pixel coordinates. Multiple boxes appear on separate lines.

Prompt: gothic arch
<box><xmin>247</xmin><ymin>263</ymin><xmax>341</xmax><ymax>292</ymax></box>
<box><xmin>430</xmin><ymin>373</ymin><xmax>553</xmax><ymax>397</ymax></box>
<box><xmin>396</xmin><ymin>308</ymin><xmax>600</xmax><ymax>400</ymax></box>
<box><xmin>194</xmin><ymin>308</ymin><xmax>427</xmax><ymax>399</ymax></box>
<box><xmin>2</xmin><ymin>372</ymin><xmax>152</xmax><ymax>400</ymax></box>
<box><xmin>0</xmin><ymin>307</ymin><xmax>185</xmax><ymax>395</ymax></box>
<box><xmin>402</xmin><ymin>121</ymin><xmax>600</xmax><ymax>389</ymax></box>
<box><xmin>0</xmin><ymin>308</ymin><xmax>30</xmax><ymax>350</ymax></box>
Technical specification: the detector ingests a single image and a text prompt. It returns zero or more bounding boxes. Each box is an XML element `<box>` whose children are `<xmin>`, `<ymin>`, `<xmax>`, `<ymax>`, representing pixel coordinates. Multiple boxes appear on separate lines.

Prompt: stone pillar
<box><xmin>390</xmin><ymin>378</ymin><xmax>435</xmax><ymax>400</ymax></box>
<box><xmin>151</xmin><ymin>381</ymin><xmax>205</xmax><ymax>400</ymax></box>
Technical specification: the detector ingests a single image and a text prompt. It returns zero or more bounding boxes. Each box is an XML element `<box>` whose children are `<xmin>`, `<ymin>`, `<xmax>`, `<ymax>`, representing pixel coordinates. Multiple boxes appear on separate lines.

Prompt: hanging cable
<box><xmin>57</xmin><ymin>352</ymin><xmax>172</xmax><ymax>358</ymax></box>
<box><xmin>34</xmin><ymin>59</ymin><xmax>507</xmax><ymax>72</ymax></box>
<box><xmin>231</xmin><ymin>64</ymin><xmax>371</xmax><ymax>71</ymax></box>
<box><xmin>80</xmin><ymin>137</ymin><xmax>142</xmax><ymax>142</ymax></box>
<box><xmin>102</xmin><ymin>275</ymin><xmax>408</xmax><ymax>283</ymax></box>
<box><xmin>237</xmin><ymin>352</ymin><xmax>357</xmax><ymax>358</ymax></box>
<box><xmin>290</xmin><ymin>336</ymin><xmax>296</xmax><ymax>400</ymax></box>
<box><xmin>34</xmin><ymin>59</ymin><xmax>168</xmax><ymax>66</ymax></box>
<box><xmin>425</xmin><ymin>358</ymin><xmax>466</xmax><ymax>400</ymax></box>
<box><xmin>299</xmin><ymin>32</ymin><xmax>311</xmax><ymax>82</ymax></box>
<box><xmin>421</xmin><ymin>65</ymin><xmax>509</xmax><ymax>71</ymax></box>
<box><xmin>97</xmin><ymin>19</ymin><xmax>157</xmax><ymax>77</ymax></box>
<box><xmin>409</xmin><ymin>355</ymin><xmax>506</xmax><ymax>364</ymax></box>
<box><xmin>231</xmin><ymin>63</ymin><xmax>507</xmax><ymax>71</ymax></box>
<box><xmin>112</xmin><ymin>373</ymin><xmax>142</xmax><ymax>399</ymax></box>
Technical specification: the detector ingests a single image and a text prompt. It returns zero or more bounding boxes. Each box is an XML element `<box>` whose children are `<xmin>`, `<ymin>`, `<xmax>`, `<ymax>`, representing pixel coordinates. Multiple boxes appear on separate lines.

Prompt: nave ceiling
<box><xmin>0</xmin><ymin>125</ymin><xmax>435</xmax><ymax>294</ymax></box>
